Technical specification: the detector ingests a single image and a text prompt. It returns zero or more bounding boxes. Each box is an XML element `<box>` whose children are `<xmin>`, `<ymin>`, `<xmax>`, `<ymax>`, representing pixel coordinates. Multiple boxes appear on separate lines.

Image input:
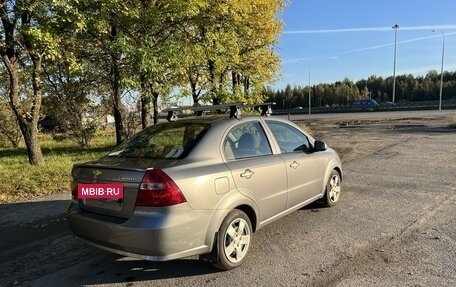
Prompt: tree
<box><xmin>180</xmin><ymin>0</ymin><xmax>285</xmax><ymax>106</ymax></box>
<box><xmin>42</xmin><ymin>68</ymin><xmax>104</xmax><ymax>148</ymax></box>
<box><xmin>1</xmin><ymin>0</ymin><xmax>84</xmax><ymax>165</ymax></box>
<box><xmin>74</xmin><ymin>0</ymin><xmax>130</xmax><ymax>145</ymax></box>
<box><xmin>41</xmin><ymin>17</ymin><xmax>110</xmax><ymax>148</ymax></box>
<box><xmin>120</xmin><ymin>0</ymin><xmax>200</xmax><ymax>125</ymax></box>
<box><xmin>229</xmin><ymin>0</ymin><xmax>283</xmax><ymax>103</ymax></box>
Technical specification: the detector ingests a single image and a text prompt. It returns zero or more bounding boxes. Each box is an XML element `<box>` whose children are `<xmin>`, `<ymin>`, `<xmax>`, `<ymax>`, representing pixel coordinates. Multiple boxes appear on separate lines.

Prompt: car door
<box><xmin>224</xmin><ymin>121</ymin><xmax>288</xmax><ymax>224</ymax></box>
<box><xmin>265</xmin><ymin>120</ymin><xmax>326</xmax><ymax>209</ymax></box>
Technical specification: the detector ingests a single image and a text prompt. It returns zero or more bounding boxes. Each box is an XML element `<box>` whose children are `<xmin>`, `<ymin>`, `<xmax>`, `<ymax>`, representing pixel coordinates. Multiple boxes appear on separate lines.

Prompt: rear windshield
<box><xmin>107</xmin><ymin>122</ymin><xmax>210</xmax><ymax>159</ymax></box>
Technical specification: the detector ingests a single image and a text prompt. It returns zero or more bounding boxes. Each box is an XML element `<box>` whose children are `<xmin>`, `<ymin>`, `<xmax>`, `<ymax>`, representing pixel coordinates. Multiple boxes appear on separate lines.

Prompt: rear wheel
<box><xmin>320</xmin><ymin>170</ymin><xmax>341</xmax><ymax>207</ymax></box>
<box><xmin>214</xmin><ymin>209</ymin><xmax>252</xmax><ymax>270</ymax></box>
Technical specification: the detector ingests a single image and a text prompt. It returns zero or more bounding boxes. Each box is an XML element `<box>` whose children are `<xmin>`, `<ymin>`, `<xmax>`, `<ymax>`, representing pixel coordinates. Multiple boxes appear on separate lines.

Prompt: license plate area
<box><xmin>82</xmin><ymin>198</ymin><xmax>123</xmax><ymax>211</ymax></box>
<box><xmin>79</xmin><ymin>183</ymin><xmax>124</xmax><ymax>212</ymax></box>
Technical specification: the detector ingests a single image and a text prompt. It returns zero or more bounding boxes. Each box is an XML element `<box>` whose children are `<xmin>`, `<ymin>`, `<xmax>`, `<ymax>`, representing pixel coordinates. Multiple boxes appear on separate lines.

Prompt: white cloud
<box><xmin>338</xmin><ymin>32</ymin><xmax>456</xmax><ymax>55</ymax></box>
<box><xmin>281</xmin><ymin>57</ymin><xmax>312</xmax><ymax>64</ymax></box>
<box><xmin>283</xmin><ymin>25</ymin><xmax>456</xmax><ymax>34</ymax></box>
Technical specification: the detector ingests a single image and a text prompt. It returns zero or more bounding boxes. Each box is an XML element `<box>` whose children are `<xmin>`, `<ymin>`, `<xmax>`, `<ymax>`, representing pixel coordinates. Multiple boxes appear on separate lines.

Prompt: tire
<box><xmin>213</xmin><ymin>209</ymin><xmax>252</xmax><ymax>270</ymax></box>
<box><xmin>320</xmin><ymin>170</ymin><xmax>341</xmax><ymax>207</ymax></box>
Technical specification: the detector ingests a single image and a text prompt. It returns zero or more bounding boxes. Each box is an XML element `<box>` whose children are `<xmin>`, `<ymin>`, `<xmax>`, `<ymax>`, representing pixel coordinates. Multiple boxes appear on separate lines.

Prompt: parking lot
<box><xmin>1</xmin><ymin>111</ymin><xmax>455</xmax><ymax>287</ymax></box>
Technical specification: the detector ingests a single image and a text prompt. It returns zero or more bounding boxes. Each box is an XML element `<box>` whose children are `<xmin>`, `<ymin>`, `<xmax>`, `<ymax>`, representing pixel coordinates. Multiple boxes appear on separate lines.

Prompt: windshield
<box><xmin>107</xmin><ymin>122</ymin><xmax>210</xmax><ymax>159</ymax></box>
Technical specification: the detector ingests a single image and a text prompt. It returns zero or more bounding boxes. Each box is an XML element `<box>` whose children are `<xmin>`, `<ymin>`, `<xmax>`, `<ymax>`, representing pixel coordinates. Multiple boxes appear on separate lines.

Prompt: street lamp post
<box><xmin>308</xmin><ymin>63</ymin><xmax>311</xmax><ymax>115</ymax></box>
<box><xmin>432</xmin><ymin>30</ymin><xmax>445</xmax><ymax>111</ymax></box>
<box><xmin>392</xmin><ymin>24</ymin><xmax>399</xmax><ymax>103</ymax></box>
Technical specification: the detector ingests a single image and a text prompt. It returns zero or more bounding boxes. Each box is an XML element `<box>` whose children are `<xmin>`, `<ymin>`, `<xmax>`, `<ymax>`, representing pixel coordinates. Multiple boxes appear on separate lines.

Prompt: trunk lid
<box><xmin>72</xmin><ymin>158</ymin><xmax>180</xmax><ymax>218</ymax></box>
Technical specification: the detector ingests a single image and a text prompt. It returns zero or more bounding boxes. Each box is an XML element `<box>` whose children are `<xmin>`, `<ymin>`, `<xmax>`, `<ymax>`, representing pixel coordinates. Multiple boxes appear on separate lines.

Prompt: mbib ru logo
<box><xmin>78</xmin><ymin>184</ymin><xmax>124</xmax><ymax>199</ymax></box>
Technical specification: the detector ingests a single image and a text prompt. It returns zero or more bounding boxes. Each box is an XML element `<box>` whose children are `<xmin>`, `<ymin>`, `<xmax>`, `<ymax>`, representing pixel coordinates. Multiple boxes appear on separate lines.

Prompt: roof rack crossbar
<box><xmin>161</xmin><ymin>102</ymin><xmax>275</xmax><ymax>121</ymax></box>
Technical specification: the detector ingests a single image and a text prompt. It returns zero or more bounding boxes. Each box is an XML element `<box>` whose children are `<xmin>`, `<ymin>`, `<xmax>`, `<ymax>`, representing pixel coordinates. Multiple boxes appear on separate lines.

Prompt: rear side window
<box><xmin>266</xmin><ymin>121</ymin><xmax>310</xmax><ymax>153</ymax></box>
<box><xmin>107</xmin><ymin>122</ymin><xmax>209</xmax><ymax>159</ymax></box>
<box><xmin>224</xmin><ymin>122</ymin><xmax>272</xmax><ymax>160</ymax></box>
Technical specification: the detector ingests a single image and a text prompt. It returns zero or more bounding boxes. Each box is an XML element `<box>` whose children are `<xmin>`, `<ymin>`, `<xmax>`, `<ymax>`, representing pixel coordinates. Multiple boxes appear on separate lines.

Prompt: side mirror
<box><xmin>314</xmin><ymin>140</ymin><xmax>327</xmax><ymax>152</ymax></box>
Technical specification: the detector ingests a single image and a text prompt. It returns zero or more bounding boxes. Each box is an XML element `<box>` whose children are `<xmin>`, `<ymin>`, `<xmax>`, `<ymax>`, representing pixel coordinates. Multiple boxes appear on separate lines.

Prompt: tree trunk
<box><xmin>189</xmin><ymin>77</ymin><xmax>199</xmax><ymax>106</ymax></box>
<box><xmin>1</xmin><ymin>55</ymin><xmax>44</xmax><ymax>165</ymax></box>
<box><xmin>140</xmin><ymin>95</ymin><xmax>150</xmax><ymax>129</ymax></box>
<box><xmin>26</xmin><ymin>54</ymin><xmax>45</xmax><ymax>165</ymax></box>
<box><xmin>232</xmin><ymin>71</ymin><xmax>241</xmax><ymax>88</ymax></box>
<box><xmin>112</xmin><ymin>85</ymin><xmax>124</xmax><ymax>145</ymax></box>
<box><xmin>19</xmin><ymin>120</ymin><xmax>44</xmax><ymax>165</ymax></box>
<box><xmin>208</xmin><ymin>59</ymin><xmax>220</xmax><ymax>105</ymax></box>
<box><xmin>152</xmin><ymin>91</ymin><xmax>159</xmax><ymax>125</ymax></box>
<box><xmin>243</xmin><ymin>75</ymin><xmax>250</xmax><ymax>95</ymax></box>
<box><xmin>140</xmin><ymin>75</ymin><xmax>151</xmax><ymax>129</ymax></box>
<box><xmin>109</xmin><ymin>19</ymin><xmax>125</xmax><ymax>145</ymax></box>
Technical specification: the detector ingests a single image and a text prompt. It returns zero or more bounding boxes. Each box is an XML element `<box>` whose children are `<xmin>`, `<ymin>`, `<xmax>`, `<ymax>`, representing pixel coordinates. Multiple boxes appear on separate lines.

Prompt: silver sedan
<box><xmin>66</xmin><ymin>115</ymin><xmax>342</xmax><ymax>270</ymax></box>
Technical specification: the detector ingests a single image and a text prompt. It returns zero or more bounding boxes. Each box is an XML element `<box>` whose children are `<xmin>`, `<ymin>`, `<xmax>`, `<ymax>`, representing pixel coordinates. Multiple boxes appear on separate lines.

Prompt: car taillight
<box><xmin>136</xmin><ymin>169</ymin><xmax>186</xmax><ymax>207</ymax></box>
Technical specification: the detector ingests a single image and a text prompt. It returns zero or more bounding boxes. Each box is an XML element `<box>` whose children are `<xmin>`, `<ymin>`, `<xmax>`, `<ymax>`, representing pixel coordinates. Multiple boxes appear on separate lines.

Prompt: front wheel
<box><xmin>320</xmin><ymin>170</ymin><xmax>341</xmax><ymax>207</ymax></box>
<box><xmin>214</xmin><ymin>209</ymin><xmax>252</xmax><ymax>270</ymax></box>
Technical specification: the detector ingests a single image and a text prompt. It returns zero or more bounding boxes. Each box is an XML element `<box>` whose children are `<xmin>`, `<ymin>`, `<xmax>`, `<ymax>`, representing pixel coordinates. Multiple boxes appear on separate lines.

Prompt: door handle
<box><xmin>240</xmin><ymin>169</ymin><xmax>254</xmax><ymax>179</ymax></box>
<box><xmin>290</xmin><ymin>161</ymin><xmax>300</xmax><ymax>169</ymax></box>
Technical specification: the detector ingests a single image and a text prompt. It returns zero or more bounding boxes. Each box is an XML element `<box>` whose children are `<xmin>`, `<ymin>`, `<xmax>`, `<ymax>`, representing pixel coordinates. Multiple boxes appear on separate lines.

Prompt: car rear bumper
<box><xmin>66</xmin><ymin>200</ymin><xmax>221</xmax><ymax>261</ymax></box>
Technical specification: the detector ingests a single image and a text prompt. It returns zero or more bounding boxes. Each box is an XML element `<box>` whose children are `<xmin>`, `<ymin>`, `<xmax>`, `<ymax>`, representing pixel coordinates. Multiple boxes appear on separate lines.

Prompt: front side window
<box><xmin>107</xmin><ymin>122</ymin><xmax>209</xmax><ymax>159</ymax></box>
<box><xmin>266</xmin><ymin>121</ymin><xmax>310</xmax><ymax>153</ymax></box>
<box><xmin>224</xmin><ymin>122</ymin><xmax>272</xmax><ymax>160</ymax></box>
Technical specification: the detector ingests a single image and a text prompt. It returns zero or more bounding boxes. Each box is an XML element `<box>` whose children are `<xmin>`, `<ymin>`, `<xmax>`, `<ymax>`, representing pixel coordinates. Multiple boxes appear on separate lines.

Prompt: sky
<box><xmin>275</xmin><ymin>0</ymin><xmax>456</xmax><ymax>89</ymax></box>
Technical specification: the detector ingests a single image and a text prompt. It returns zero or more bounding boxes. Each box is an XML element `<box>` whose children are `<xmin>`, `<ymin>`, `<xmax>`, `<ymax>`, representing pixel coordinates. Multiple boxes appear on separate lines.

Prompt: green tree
<box><xmin>119</xmin><ymin>0</ymin><xmax>203</xmax><ymax>125</ymax></box>
<box><xmin>180</xmin><ymin>0</ymin><xmax>285</xmax><ymax>105</ymax></box>
<box><xmin>1</xmin><ymin>0</ymin><xmax>84</xmax><ymax>165</ymax></box>
<box><xmin>41</xmin><ymin>19</ymin><xmax>109</xmax><ymax>148</ymax></box>
<box><xmin>75</xmin><ymin>0</ymin><xmax>132</xmax><ymax>145</ymax></box>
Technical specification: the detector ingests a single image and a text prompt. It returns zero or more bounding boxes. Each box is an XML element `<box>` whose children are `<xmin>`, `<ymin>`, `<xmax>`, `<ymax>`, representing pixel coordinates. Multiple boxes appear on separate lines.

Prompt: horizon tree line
<box><xmin>265</xmin><ymin>70</ymin><xmax>456</xmax><ymax>109</ymax></box>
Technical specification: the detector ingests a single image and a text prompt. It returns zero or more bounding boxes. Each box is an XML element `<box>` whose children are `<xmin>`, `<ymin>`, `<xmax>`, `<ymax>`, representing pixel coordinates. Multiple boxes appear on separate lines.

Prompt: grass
<box><xmin>0</xmin><ymin>133</ymin><xmax>116</xmax><ymax>203</ymax></box>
